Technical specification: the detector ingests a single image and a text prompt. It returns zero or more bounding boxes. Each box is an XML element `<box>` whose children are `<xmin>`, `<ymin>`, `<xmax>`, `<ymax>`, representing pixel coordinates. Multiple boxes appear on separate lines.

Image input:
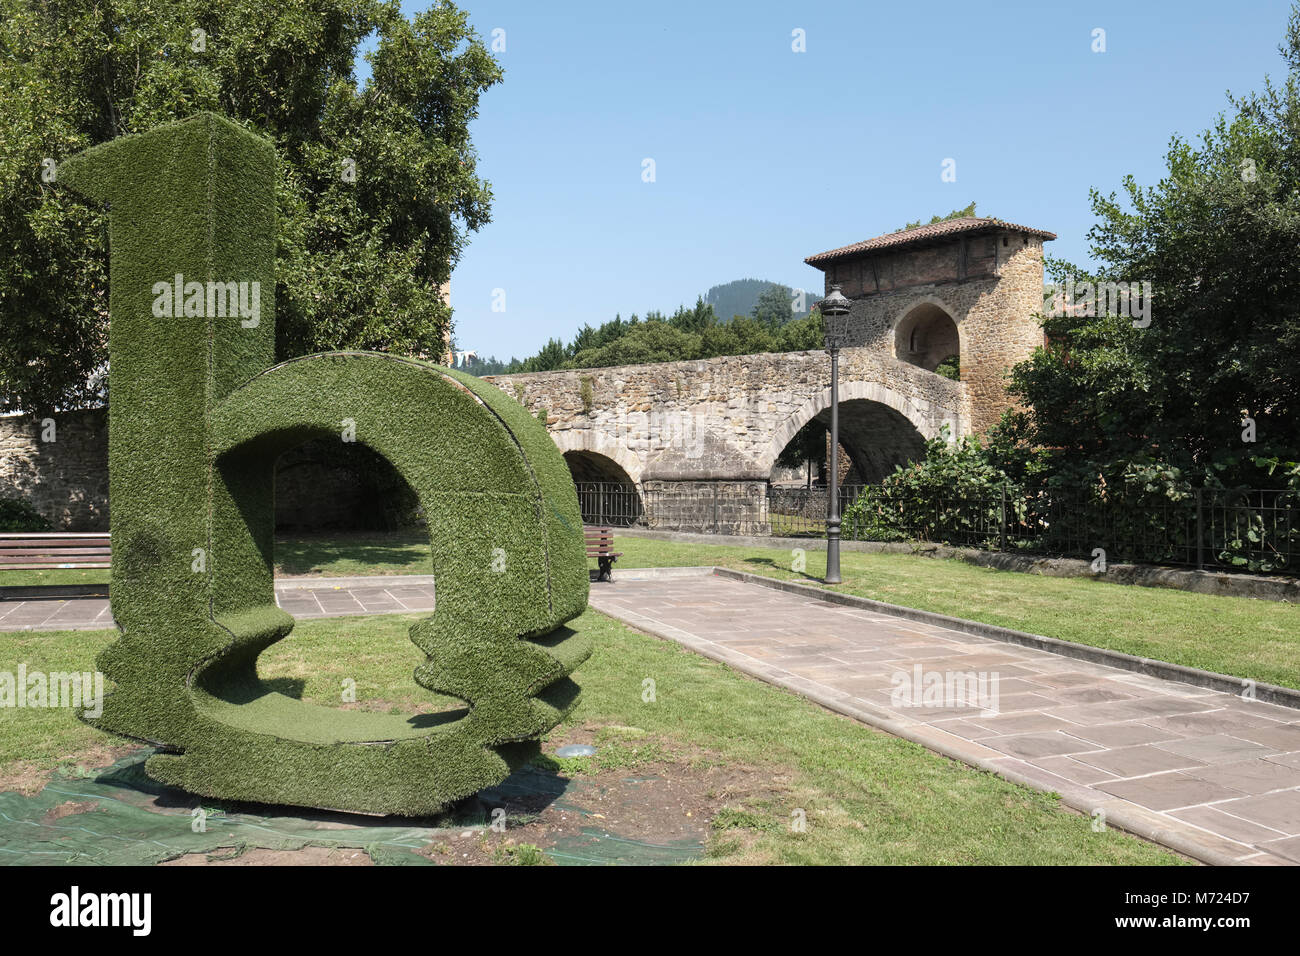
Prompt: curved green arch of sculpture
<box><xmin>59</xmin><ymin>112</ymin><xmax>590</xmax><ymax>815</ymax></box>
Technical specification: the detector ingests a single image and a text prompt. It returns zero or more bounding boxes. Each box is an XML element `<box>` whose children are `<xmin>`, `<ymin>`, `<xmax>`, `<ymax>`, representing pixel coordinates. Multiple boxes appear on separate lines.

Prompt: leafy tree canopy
<box><xmin>899</xmin><ymin>201</ymin><xmax>980</xmax><ymax>233</ymax></box>
<box><xmin>991</xmin><ymin>7</ymin><xmax>1300</xmax><ymax>491</ymax></box>
<box><xmin>0</xmin><ymin>0</ymin><xmax>500</xmax><ymax>413</ymax></box>
<box><xmin>461</xmin><ymin>295</ymin><xmax>827</xmax><ymax>375</ymax></box>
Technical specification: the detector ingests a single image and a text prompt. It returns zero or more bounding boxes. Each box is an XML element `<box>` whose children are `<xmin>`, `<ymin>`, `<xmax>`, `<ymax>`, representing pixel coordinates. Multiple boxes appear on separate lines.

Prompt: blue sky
<box><xmin>364</xmin><ymin>0</ymin><xmax>1297</xmax><ymax>360</ymax></box>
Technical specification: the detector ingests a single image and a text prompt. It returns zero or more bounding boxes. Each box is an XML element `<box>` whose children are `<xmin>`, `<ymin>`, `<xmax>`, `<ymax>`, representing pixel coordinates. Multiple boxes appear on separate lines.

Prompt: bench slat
<box><xmin>0</xmin><ymin>547</ymin><xmax>112</xmax><ymax>555</ymax></box>
<box><xmin>0</xmin><ymin>532</ymin><xmax>111</xmax><ymax>538</ymax></box>
<box><xmin>0</xmin><ymin>556</ymin><xmax>113</xmax><ymax>564</ymax></box>
<box><xmin>0</xmin><ymin>540</ymin><xmax>111</xmax><ymax>549</ymax></box>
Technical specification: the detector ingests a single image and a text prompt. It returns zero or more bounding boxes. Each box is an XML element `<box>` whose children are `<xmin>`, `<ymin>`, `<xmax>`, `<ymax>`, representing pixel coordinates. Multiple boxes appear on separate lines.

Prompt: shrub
<box><xmin>0</xmin><ymin>496</ymin><xmax>50</xmax><ymax>532</ymax></box>
<box><xmin>842</xmin><ymin>429</ymin><xmax>1007</xmax><ymax>546</ymax></box>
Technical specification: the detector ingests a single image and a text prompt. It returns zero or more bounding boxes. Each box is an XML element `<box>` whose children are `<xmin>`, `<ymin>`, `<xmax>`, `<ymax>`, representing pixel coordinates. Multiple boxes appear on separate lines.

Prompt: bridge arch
<box><xmin>761</xmin><ymin>381</ymin><xmax>943</xmax><ymax>485</ymax></box>
<box><xmin>549</xmin><ymin>429</ymin><xmax>644</xmax><ymax>485</ymax></box>
<box><xmin>551</xmin><ymin>430</ymin><xmax>645</xmax><ymax>526</ymax></box>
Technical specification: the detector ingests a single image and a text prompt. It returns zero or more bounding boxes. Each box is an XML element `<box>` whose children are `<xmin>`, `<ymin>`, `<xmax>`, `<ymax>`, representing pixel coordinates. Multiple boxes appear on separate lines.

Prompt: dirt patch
<box><xmin>0</xmin><ymin>762</ymin><xmax>49</xmax><ymax>798</ymax></box>
<box><xmin>419</xmin><ymin>724</ymin><xmax>786</xmax><ymax>865</ymax></box>
<box><xmin>41</xmin><ymin>800</ymin><xmax>102</xmax><ymax>823</ymax></box>
<box><xmin>0</xmin><ymin>743</ymin><xmax>137</xmax><ymax>797</ymax></box>
<box><xmin>161</xmin><ymin>846</ymin><xmax>374</xmax><ymax>866</ymax></box>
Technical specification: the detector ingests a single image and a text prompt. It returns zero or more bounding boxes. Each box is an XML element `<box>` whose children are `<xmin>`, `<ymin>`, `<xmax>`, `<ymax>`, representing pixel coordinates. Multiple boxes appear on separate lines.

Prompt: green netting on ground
<box><xmin>0</xmin><ymin>752</ymin><xmax>703</xmax><ymax>866</ymax></box>
<box><xmin>0</xmin><ymin>752</ymin><xmax>439</xmax><ymax>865</ymax></box>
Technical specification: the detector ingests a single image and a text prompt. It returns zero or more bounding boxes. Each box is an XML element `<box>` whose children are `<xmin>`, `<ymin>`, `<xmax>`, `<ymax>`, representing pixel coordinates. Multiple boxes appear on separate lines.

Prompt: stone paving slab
<box><xmin>0</xmin><ymin>576</ymin><xmax>437</xmax><ymax>630</ymax></box>
<box><xmin>588</xmin><ymin>570</ymin><xmax>1300</xmax><ymax>866</ymax></box>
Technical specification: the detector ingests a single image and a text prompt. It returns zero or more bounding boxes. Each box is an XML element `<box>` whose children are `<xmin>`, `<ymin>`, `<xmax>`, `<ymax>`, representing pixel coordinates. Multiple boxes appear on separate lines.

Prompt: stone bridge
<box><xmin>485</xmin><ymin>217</ymin><xmax>1054</xmax><ymax>530</ymax></box>
<box><xmin>486</xmin><ymin>347</ymin><xmax>965</xmax><ymax>488</ymax></box>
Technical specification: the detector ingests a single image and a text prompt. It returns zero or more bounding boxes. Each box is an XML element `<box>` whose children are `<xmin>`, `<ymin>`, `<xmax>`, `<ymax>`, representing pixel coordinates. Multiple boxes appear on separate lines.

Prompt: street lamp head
<box><xmin>819</xmin><ymin>284</ymin><xmax>851</xmax><ymax>316</ymax></box>
<box><xmin>819</xmin><ymin>284</ymin><xmax>852</xmax><ymax>351</ymax></box>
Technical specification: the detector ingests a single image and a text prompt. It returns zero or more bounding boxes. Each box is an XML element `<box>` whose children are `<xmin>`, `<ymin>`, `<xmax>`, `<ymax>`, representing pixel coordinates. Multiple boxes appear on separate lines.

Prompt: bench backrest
<box><xmin>0</xmin><ymin>533</ymin><xmax>113</xmax><ymax>568</ymax></box>
<box><xmin>583</xmin><ymin>526</ymin><xmax>615</xmax><ymax>552</ymax></box>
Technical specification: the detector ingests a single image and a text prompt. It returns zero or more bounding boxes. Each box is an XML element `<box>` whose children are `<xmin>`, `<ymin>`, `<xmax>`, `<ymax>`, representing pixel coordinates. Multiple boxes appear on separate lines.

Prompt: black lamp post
<box><xmin>819</xmin><ymin>284</ymin><xmax>851</xmax><ymax>584</ymax></box>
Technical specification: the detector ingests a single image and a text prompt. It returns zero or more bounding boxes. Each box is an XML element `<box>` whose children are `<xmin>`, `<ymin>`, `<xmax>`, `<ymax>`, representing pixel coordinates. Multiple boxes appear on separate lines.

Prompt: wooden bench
<box><xmin>584</xmin><ymin>526</ymin><xmax>622</xmax><ymax>582</ymax></box>
<box><xmin>0</xmin><ymin>532</ymin><xmax>112</xmax><ymax>571</ymax></box>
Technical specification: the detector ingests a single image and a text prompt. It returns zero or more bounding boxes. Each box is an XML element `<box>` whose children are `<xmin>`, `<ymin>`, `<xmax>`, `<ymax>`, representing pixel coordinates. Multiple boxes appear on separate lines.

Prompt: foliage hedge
<box><xmin>842</xmin><ymin>431</ymin><xmax>1300</xmax><ymax>574</ymax></box>
<box><xmin>0</xmin><ymin>497</ymin><xmax>50</xmax><ymax>532</ymax></box>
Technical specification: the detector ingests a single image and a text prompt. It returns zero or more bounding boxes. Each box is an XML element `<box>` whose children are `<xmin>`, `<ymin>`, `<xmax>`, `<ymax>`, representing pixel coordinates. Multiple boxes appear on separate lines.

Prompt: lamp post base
<box><xmin>826</xmin><ymin>521</ymin><xmax>842</xmax><ymax>584</ymax></box>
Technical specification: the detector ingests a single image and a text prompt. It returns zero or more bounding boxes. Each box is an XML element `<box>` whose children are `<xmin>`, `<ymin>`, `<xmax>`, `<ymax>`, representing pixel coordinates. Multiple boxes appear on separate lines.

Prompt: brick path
<box><xmin>0</xmin><ymin>576</ymin><xmax>436</xmax><ymax>632</ymax></box>
<box><xmin>588</xmin><ymin>569</ymin><xmax>1300</xmax><ymax>866</ymax></box>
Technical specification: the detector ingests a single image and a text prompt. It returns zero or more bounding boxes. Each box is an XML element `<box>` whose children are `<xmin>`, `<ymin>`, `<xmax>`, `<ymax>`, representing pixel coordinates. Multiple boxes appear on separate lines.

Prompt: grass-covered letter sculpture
<box><xmin>60</xmin><ymin>113</ymin><xmax>590</xmax><ymax>815</ymax></box>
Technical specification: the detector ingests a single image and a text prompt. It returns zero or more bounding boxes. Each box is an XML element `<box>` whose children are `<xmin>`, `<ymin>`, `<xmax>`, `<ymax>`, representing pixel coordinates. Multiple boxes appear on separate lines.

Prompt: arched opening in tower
<box><xmin>894</xmin><ymin>302</ymin><xmax>960</xmax><ymax>377</ymax></box>
<box><xmin>563</xmin><ymin>450</ymin><xmax>643</xmax><ymax>527</ymax></box>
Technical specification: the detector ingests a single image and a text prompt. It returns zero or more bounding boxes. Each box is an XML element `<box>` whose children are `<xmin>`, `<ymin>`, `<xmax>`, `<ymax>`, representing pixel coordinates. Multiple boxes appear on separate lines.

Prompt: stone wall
<box><xmin>642</xmin><ymin>479</ymin><xmax>771</xmax><ymax>535</ymax></box>
<box><xmin>0</xmin><ymin>409</ymin><xmax>109</xmax><ymax>530</ymax></box>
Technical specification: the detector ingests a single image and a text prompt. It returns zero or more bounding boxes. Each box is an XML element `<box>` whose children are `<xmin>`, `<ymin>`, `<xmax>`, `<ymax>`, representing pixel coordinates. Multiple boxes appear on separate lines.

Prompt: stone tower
<box><xmin>804</xmin><ymin>217</ymin><xmax>1054</xmax><ymax>433</ymax></box>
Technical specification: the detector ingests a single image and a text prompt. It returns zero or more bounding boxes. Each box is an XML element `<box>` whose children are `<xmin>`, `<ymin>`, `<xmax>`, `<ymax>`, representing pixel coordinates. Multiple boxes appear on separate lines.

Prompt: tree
<box><xmin>669</xmin><ymin>297</ymin><xmax>717</xmax><ymax>334</ymax></box>
<box><xmin>899</xmin><ymin>201</ymin><xmax>979</xmax><ymax>233</ymax></box>
<box><xmin>751</xmin><ymin>283</ymin><xmax>797</xmax><ymax>328</ymax></box>
<box><xmin>775</xmin><ymin>419</ymin><xmax>828</xmax><ymax>486</ymax></box>
<box><xmin>0</xmin><ymin>0</ymin><xmax>501</xmax><ymax>413</ymax></box>
<box><xmin>570</xmin><ymin>320</ymin><xmax>703</xmax><ymax>368</ymax></box>
<box><xmin>1000</xmin><ymin>8</ymin><xmax>1300</xmax><ymax>488</ymax></box>
<box><xmin>774</xmin><ymin>309</ymin><xmax>825</xmax><ymax>352</ymax></box>
<box><xmin>699</xmin><ymin>315</ymin><xmax>776</xmax><ymax>357</ymax></box>
<box><xmin>519</xmin><ymin>337</ymin><xmax>570</xmax><ymax>372</ymax></box>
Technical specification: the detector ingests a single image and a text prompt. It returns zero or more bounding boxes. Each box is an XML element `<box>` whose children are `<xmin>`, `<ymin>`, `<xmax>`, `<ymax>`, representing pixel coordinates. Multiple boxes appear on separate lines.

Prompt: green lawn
<box><xmin>611</xmin><ymin>534</ymin><xmax>1300</xmax><ymax>691</ymax></box>
<box><xmin>1</xmin><ymin>612</ymin><xmax>1181</xmax><ymax>865</ymax></box>
<box><xmin>0</xmin><ymin>566</ymin><xmax>111</xmax><ymax>588</ymax></box>
<box><xmin>272</xmin><ymin>530</ymin><xmax>431</xmax><ymax>577</ymax></box>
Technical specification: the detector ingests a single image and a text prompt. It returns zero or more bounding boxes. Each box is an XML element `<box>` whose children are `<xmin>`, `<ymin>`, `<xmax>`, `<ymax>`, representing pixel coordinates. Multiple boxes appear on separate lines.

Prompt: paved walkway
<box><xmin>588</xmin><ymin>569</ymin><xmax>1300</xmax><ymax>866</ymax></box>
<box><xmin>0</xmin><ymin>576</ymin><xmax>437</xmax><ymax>631</ymax></box>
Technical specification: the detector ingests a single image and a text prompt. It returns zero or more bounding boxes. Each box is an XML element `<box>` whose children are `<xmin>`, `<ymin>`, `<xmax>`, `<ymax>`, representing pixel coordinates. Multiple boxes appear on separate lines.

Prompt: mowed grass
<box><xmin>0</xmin><ymin>566</ymin><xmax>110</xmax><ymax>588</ymax></box>
<box><xmin>272</xmin><ymin>530</ymin><xmax>431</xmax><ymax>577</ymax></box>
<box><xmin>610</xmin><ymin>535</ymin><xmax>1300</xmax><ymax>691</ymax></box>
<box><xmin>0</xmin><ymin>612</ymin><xmax>1181</xmax><ymax>865</ymax></box>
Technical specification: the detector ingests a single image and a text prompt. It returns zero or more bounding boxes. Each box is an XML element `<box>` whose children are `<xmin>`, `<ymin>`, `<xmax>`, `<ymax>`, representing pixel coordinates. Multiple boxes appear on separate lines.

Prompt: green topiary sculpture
<box><xmin>60</xmin><ymin>113</ymin><xmax>590</xmax><ymax>815</ymax></box>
